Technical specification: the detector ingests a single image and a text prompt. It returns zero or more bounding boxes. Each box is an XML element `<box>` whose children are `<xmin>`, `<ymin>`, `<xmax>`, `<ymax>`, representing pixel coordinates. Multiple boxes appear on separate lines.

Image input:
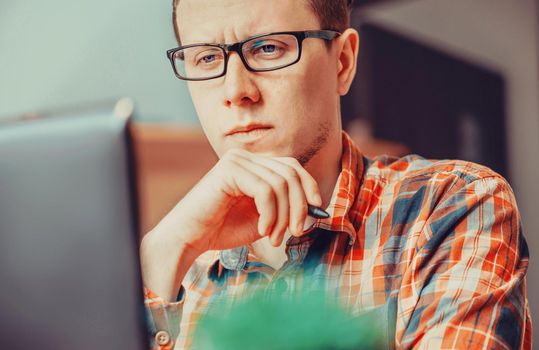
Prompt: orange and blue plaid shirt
<box><xmin>145</xmin><ymin>131</ymin><xmax>531</xmax><ymax>349</ymax></box>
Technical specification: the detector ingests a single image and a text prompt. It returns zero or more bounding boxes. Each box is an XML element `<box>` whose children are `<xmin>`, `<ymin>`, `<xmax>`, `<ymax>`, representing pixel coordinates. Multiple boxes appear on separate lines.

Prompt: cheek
<box><xmin>189</xmin><ymin>86</ymin><xmax>220</xmax><ymax>127</ymax></box>
<box><xmin>304</xmin><ymin>56</ymin><xmax>336</xmax><ymax>99</ymax></box>
<box><xmin>273</xmin><ymin>56</ymin><xmax>336</xmax><ymax>121</ymax></box>
<box><xmin>188</xmin><ymin>85</ymin><xmax>224</xmax><ymax>151</ymax></box>
<box><xmin>189</xmin><ymin>84</ymin><xmax>216</xmax><ymax>117</ymax></box>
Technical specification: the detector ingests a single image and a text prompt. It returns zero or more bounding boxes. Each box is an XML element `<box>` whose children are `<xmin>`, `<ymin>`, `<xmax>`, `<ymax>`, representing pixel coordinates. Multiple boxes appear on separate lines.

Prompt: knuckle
<box><xmin>258</xmin><ymin>182</ymin><xmax>273</xmax><ymax>197</ymax></box>
<box><xmin>274</xmin><ymin>176</ymin><xmax>288</xmax><ymax>190</ymax></box>
<box><xmin>221</xmin><ymin>150</ymin><xmax>238</xmax><ymax>163</ymax></box>
<box><xmin>283</xmin><ymin>168</ymin><xmax>298</xmax><ymax>181</ymax></box>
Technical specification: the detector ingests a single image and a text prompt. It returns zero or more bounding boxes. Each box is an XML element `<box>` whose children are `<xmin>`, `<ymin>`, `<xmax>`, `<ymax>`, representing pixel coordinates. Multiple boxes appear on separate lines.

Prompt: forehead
<box><xmin>177</xmin><ymin>0</ymin><xmax>320</xmax><ymax>44</ymax></box>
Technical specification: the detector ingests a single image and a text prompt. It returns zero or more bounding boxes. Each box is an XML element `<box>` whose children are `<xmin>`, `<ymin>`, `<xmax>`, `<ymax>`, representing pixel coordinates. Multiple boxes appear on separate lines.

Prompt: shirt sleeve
<box><xmin>144</xmin><ymin>286</ymin><xmax>185</xmax><ymax>350</ymax></box>
<box><xmin>396</xmin><ymin>174</ymin><xmax>531</xmax><ymax>349</ymax></box>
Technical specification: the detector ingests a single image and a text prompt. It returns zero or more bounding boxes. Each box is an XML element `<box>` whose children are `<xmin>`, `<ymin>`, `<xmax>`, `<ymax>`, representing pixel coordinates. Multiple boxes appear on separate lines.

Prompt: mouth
<box><xmin>225</xmin><ymin>123</ymin><xmax>273</xmax><ymax>135</ymax></box>
<box><xmin>225</xmin><ymin>124</ymin><xmax>273</xmax><ymax>143</ymax></box>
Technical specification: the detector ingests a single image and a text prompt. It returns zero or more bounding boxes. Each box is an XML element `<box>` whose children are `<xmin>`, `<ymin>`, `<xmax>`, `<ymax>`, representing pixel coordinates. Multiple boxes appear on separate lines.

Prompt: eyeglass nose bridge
<box><xmin>220</xmin><ymin>42</ymin><xmax>258</xmax><ymax>75</ymax></box>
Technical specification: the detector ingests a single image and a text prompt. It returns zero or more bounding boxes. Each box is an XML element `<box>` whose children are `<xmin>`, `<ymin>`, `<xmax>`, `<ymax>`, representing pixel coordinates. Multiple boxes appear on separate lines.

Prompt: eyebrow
<box><xmin>183</xmin><ymin>30</ymin><xmax>281</xmax><ymax>47</ymax></box>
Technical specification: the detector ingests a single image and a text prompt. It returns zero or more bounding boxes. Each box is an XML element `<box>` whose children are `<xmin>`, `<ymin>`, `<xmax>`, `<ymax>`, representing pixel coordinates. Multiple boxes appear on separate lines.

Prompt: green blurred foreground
<box><xmin>193</xmin><ymin>290</ymin><xmax>386</xmax><ymax>350</ymax></box>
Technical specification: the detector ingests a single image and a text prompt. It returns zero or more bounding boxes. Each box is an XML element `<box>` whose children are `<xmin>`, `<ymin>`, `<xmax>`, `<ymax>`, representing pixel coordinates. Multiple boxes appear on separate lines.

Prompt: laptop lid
<box><xmin>0</xmin><ymin>99</ymin><xmax>147</xmax><ymax>350</ymax></box>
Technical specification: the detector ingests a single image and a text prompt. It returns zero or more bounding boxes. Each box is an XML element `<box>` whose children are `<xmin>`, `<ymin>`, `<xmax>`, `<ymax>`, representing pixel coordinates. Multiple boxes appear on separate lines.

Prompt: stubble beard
<box><xmin>295</xmin><ymin>120</ymin><xmax>331</xmax><ymax>167</ymax></box>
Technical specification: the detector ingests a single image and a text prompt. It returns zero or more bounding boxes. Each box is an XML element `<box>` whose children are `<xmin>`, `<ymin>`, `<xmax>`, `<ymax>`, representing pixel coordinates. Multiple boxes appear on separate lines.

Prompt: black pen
<box><xmin>307</xmin><ymin>204</ymin><xmax>330</xmax><ymax>219</ymax></box>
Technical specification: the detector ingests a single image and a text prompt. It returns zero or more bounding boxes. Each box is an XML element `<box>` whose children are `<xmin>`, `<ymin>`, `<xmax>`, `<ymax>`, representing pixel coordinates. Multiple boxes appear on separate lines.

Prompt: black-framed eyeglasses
<box><xmin>166</xmin><ymin>30</ymin><xmax>341</xmax><ymax>81</ymax></box>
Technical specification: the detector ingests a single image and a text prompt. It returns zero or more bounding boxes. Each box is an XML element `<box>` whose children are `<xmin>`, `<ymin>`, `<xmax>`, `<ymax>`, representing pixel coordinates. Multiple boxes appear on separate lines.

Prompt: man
<box><xmin>140</xmin><ymin>0</ymin><xmax>531</xmax><ymax>349</ymax></box>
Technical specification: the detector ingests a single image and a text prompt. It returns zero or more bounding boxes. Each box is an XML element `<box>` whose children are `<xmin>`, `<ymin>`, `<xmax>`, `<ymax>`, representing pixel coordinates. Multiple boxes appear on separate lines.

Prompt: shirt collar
<box><xmin>310</xmin><ymin>130</ymin><xmax>365</xmax><ymax>244</ymax></box>
<box><xmin>211</xmin><ymin>131</ymin><xmax>366</xmax><ymax>275</ymax></box>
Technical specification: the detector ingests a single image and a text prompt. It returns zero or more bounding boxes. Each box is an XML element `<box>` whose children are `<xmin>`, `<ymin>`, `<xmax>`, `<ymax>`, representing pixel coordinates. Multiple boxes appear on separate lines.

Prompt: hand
<box><xmin>140</xmin><ymin>148</ymin><xmax>323</xmax><ymax>301</ymax></box>
<box><xmin>156</xmin><ymin>148</ymin><xmax>323</xmax><ymax>254</ymax></box>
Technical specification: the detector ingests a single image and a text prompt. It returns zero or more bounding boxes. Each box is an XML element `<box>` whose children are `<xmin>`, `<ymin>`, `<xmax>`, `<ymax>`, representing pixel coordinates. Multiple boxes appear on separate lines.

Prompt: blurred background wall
<box><xmin>2</xmin><ymin>0</ymin><xmax>539</xmax><ymax>346</ymax></box>
<box><xmin>0</xmin><ymin>0</ymin><xmax>197</xmax><ymax>122</ymax></box>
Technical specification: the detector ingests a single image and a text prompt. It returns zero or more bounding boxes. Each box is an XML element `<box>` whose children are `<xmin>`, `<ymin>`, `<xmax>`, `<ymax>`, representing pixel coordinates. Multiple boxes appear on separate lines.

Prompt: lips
<box><xmin>225</xmin><ymin>123</ymin><xmax>273</xmax><ymax>136</ymax></box>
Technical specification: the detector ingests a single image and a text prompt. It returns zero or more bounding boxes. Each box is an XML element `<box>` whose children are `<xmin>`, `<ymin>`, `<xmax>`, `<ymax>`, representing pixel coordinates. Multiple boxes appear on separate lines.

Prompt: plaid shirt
<box><xmin>145</xmin><ymin>131</ymin><xmax>531</xmax><ymax>349</ymax></box>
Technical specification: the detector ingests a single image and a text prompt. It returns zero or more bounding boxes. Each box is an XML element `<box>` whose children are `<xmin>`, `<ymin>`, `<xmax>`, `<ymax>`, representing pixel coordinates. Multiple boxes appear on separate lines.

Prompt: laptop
<box><xmin>0</xmin><ymin>99</ymin><xmax>148</xmax><ymax>350</ymax></box>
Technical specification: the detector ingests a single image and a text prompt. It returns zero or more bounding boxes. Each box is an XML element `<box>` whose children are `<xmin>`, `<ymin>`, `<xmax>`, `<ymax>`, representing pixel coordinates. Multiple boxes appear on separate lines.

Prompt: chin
<box><xmin>241</xmin><ymin>144</ymin><xmax>283</xmax><ymax>156</ymax></box>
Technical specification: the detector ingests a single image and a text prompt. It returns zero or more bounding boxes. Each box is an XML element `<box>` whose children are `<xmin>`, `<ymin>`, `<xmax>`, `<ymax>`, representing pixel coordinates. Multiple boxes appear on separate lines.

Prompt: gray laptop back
<box><xmin>0</xmin><ymin>106</ymin><xmax>147</xmax><ymax>350</ymax></box>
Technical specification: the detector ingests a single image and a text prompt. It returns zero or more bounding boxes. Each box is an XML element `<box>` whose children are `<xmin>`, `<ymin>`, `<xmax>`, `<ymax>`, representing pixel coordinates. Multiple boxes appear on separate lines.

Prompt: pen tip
<box><xmin>308</xmin><ymin>205</ymin><xmax>330</xmax><ymax>219</ymax></box>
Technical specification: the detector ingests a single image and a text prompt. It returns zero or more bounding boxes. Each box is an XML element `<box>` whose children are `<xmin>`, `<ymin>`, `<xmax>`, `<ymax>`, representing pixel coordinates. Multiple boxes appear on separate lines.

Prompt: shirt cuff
<box><xmin>144</xmin><ymin>286</ymin><xmax>185</xmax><ymax>350</ymax></box>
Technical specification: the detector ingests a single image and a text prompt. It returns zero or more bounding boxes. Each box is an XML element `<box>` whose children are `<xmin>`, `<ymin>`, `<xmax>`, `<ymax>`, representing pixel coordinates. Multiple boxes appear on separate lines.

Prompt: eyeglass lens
<box><xmin>173</xmin><ymin>34</ymin><xmax>300</xmax><ymax>80</ymax></box>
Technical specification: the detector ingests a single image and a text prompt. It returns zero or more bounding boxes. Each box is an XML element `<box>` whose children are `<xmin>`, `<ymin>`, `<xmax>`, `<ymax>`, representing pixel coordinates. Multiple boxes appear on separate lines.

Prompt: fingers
<box><xmin>220</xmin><ymin>155</ymin><xmax>277</xmax><ymax>238</ymax></box>
<box><xmin>247</xmin><ymin>156</ymin><xmax>323</xmax><ymax>238</ymax></box>
<box><xmin>231</xmin><ymin>155</ymin><xmax>299</xmax><ymax>247</ymax></box>
<box><xmin>225</xmin><ymin>149</ymin><xmax>322</xmax><ymax>247</ymax></box>
<box><xmin>272</xmin><ymin>157</ymin><xmax>323</xmax><ymax>207</ymax></box>
<box><xmin>240</xmin><ymin>156</ymin><xmax>307</xmax><ymax>235</ymax></box>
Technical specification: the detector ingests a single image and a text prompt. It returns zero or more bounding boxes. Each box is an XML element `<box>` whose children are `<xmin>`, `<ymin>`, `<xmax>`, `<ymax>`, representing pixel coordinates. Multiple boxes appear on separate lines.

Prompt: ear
<box><xmin>335</xmin><ymin>28</ymin><xmax>360</xmax><ymax>96</ymax></box>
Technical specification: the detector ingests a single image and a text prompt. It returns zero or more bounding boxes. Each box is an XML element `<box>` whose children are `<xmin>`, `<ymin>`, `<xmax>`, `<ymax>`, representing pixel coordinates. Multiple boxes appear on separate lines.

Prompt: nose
<box><xmin>223</xmin><ymin>52</ymin><xmax>261</xmax><ymax>108</ymax></box>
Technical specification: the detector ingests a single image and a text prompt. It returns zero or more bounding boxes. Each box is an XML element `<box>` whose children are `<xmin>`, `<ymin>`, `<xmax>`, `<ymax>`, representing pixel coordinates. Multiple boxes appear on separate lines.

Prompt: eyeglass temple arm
<box><xmin>304</xmin><ymin>30</ymin><xmax>341</xmax><ymax>40</ymax></box>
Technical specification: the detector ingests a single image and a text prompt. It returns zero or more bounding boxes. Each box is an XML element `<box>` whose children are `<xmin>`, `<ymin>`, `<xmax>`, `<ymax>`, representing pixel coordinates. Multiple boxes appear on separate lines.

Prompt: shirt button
<box><xmin>155</xmin><ymin>330</ymin><xmax>171</xmax><ymax>346</ymax></box>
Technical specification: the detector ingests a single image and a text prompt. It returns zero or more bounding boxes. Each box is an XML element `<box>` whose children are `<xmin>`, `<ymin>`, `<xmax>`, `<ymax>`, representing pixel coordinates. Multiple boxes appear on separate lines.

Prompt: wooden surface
<box><xmin>131</xmin><ymin>123</ymin><xmax>217</xmax><ymax>235</ymax></box>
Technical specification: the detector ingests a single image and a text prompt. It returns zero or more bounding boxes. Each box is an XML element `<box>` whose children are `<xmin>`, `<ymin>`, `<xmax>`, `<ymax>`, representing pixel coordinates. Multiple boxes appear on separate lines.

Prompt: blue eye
<box><xmin>251</xmin><ymin>41</ymin><xmax>284</xmax><ymax>57</ymax></box>
<box><xmin>260</xmin><ymin>45</ymin><xmax>277</xmax><ymax>53</ymax></box>
<box><xmin>194</xmin><ymin>51</ymin><xmax>224</xmax><ymax>67</ymax></box>
<box><xmin>201</xmin><ymin>55</ymin><xmax>216</xmax><ymax>63</ymax></box>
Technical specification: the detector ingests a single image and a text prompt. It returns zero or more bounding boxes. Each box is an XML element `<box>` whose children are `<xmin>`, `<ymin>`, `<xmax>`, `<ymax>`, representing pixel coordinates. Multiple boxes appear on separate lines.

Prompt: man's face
<box><xmin>177</xmin><ymin>0</ymin><xmax>342</xmax><ymax>166</ymax></box>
